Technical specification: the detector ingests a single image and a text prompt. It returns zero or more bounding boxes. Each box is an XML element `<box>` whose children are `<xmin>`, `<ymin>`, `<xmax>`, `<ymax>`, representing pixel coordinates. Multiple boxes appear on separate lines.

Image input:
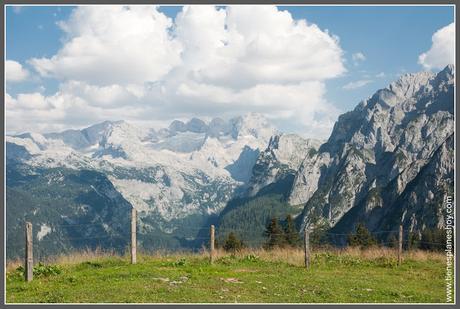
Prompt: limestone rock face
<box><xmin>246</xmin><ymin>134</ymin><xmax>322</xmax><ymax>197</ymax></box>
<box><xmin>289</xmin><ymin>65</ymin><xmax>454</xmax><ymax>233</ymax></box>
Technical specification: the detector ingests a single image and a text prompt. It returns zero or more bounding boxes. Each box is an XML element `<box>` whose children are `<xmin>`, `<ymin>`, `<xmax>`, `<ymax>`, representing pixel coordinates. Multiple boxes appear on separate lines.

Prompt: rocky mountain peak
<box><xmin>168</xmin><ymin>120</ymin><xmax>187</xmax><ymax>133</ymax></box>
<box><xmin>230</xmin><ymin>113</ymin><xmax>276</xmax><ymax>140</ymax></box>
<box><xmin>186</xmin><ymin>118</ymin><xmax>208</xmax><ymax>133</ymax></box>
<box><xmin>388</xmin><ymin>71</ymin><xmax>434</xmax><ymax>99</ymax></box>
<box><xmin>289</xmin><ymin>65</ymin><xmax>454</xmax><ymax>235</ymax></box>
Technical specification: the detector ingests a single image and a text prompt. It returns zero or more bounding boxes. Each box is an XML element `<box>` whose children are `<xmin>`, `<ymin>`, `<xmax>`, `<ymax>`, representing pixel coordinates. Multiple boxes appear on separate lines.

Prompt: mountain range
<box><xmin>6</xmin><ymin>65</ymin><xmax>454</xmax><ymax>259</ymax></box>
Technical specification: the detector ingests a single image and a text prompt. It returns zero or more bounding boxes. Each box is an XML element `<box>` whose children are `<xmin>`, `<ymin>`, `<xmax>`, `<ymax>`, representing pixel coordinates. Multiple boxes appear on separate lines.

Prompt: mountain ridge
<box><xmin>6</xmin><ymin>112</ymin><xmax>321</xmax><ymax>258</ymax></box>
<box><xmin>6</xmin><ymin>66</ymin><xmax>454</xmax><ymax>258</ymax></box>
<box><xmin>289</xmin><ymin>65</ymin><xmax>454</xmax><ymax>236</ymax></box>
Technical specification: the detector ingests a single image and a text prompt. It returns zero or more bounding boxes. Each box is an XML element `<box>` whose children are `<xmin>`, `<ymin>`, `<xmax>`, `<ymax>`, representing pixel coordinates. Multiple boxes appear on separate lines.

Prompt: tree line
<box><xmin>218</xmin><ymin>217</ymin><xmax>449</xmax><ymax>253</ymax></box>
<box><xmin>220</xmin><ymin>214</ymin><xmax>301</xmax><ymax>252</ymax></box>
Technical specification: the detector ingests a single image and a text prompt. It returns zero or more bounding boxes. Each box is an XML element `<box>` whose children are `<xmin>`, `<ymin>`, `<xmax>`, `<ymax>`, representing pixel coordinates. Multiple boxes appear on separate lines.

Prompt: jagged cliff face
<box><xmin>289</xmin><ymin>65</ymin><xmax>454</xmax><ymax>233</ymax></box>
<box><xmin>246</xmin><ymin>134</ymin><xmax>321</xmax><ymax>198</ymax></box>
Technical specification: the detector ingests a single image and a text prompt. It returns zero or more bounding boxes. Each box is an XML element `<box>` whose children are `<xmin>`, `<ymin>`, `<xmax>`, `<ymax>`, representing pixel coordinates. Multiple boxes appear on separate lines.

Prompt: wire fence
<box><xmin>28</xmin><ymin>223</ymin><xmax>448</xmax><ymax>256</ymax></box>
<box><xmin>30</xmin><ymin>223</ymin><xmax>445</xmax><ymax>248</ymax></box>
<box><xmin>17</xmin><ymin>213</ymin><xmax>451</xmax><ymax>282</ymax></box>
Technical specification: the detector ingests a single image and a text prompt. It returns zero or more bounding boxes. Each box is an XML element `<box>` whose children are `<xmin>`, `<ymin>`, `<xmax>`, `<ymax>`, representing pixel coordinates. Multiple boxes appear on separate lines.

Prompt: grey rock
<box><xmin>289</xmin><ymin>65</ymin><xmax>454</xmax><ymax>234</ymax></box>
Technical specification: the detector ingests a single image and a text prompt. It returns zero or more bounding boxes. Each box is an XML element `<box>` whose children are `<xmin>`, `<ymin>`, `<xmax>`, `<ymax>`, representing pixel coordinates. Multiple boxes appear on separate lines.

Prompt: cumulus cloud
<box><xmin>6</xmin><ymin>89</ymin><xmax>150</xmax><ymax>133</ymax></box>
<box><xmin>418</xmin><ymin>23</ymin><xmax>455</xmax><ymax>70</ymax></box>
<box><xmin>29</xmin><ymin>6</ymin><xmax>182</xmax><ymax>85</ymax></box>
<box><xmin>6</xmin><ymin>60</ymin><xmax>29</xmax><ymax>82</ymax></box>
<box><xmin>172</xmin><ymin>6</ymin><xmax>345</xmax><ymax>88</ymax></box>
<box><xmin>10</xmin><ymin>5</ymin><xmax>346</xmax><ymax>138</ymax></box>
<box><xmin>342</xmin><ymin>79</ymin><xmax>373</xmax><ymax>90</ymax></box>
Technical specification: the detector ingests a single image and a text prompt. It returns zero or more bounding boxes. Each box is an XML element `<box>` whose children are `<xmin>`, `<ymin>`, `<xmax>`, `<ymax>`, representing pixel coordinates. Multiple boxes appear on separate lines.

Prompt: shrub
<box><xmin>33</xmin><ymin>262</ymin><xmax>62</xmax><ymax>277</ymax></box>
<box><xmin>81</xmin><ymin>261</ymin><xmax>102</xmax><ymax>268</ymax></box>
<box><xmin>172</xmin><ymin>258</ymin><xmax>187</xmax><ymax>267</ymax></box>
<box><xmin>243</xmin><ymin>254</ymin><xmax>260</xmax><ymax>262</ymax></box>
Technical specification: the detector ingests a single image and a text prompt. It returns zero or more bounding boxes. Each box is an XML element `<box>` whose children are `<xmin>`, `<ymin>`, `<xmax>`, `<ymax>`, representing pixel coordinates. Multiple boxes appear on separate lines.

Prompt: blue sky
<box><xmin>281</xmin><ymin>5</ymin><xmax>455</xmax><ymax>109</ymax></box>
<box><xmin>5</xmin><ymin>5</ymin><xmax>455</xmax><ymax>136</ymax></box>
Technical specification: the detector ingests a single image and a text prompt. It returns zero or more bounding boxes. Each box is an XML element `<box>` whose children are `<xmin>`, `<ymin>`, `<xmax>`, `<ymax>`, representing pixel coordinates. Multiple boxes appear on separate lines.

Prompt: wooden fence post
<box><xmin>304</xmin><ymin>226</ymin><xmax>310</xmax><ymax>269</ymax></box>
<box><xmin>398</xmin><ymin>224</ymin><xmax>403</xmax><ymax>266</ymax></box>
<box><xmin>131</xmin><ymin>208</ymin><xmax>137</xmax><ymax>264</ymax></box>
<box><xmin>210</xmin><ymin>225</ymin><xmax>215</xmax><ymax>264</ymax></box>
<box><xmin>25</xmin><ymin>222</ymin><xmax>33</xmax><ymax>282</ymax></box>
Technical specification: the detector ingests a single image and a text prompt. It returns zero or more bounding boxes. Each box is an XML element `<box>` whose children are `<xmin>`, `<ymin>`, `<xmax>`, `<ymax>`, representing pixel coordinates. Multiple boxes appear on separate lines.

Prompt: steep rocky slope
<box><xmin>246</xmin><ymin>134</ymin><xmax>322</xmax><ymax>198</ymax></box>
<box><xmin>289</xmin><ymin>65</ymin><xmax>454</xmax><ymax>235</ymax></box>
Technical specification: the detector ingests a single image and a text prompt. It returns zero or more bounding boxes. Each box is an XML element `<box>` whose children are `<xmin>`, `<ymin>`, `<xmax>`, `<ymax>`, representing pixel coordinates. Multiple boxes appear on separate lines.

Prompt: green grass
<box><xmin>6</xmin><ymin>251</ymin><xmax>450</xmax><ymax>303</ymax></box>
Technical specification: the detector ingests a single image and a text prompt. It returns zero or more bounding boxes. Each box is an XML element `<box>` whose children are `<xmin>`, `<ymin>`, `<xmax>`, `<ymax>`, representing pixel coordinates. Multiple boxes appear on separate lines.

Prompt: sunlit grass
<box><xmin>6</xmin><ymin>247</ymin><xmax>448</xmax><ymax>303</ymax></box>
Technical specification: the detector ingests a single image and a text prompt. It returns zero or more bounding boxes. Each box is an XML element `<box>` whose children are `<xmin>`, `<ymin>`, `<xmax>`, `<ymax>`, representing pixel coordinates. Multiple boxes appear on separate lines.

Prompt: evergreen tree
<box><xmin>264</xmin><ymin>217</ymin><xmax>286</xmax><ymax>249</ymax></box>
<box><xmin>387</xmin><ymin>234</ymin><xmax>398</xmax><ymax>248</ymax></box>
<box><xmin>347</xmin><ymin>223</ymin><xmax>377</xmax><ymax>249</ymax></box>
<box><xmin>284</xmin><ymin>215</ymin><xmax>300</xmax><ymax>247</ymax></box>
<box><xmin>407</xmin><ymin>231</ymin><xmax>420</xmax><ymax>250</ymax></box>
<box><xmin>223</xmin><ymin>232</ymin><xmax>244</xmax><ymax>253</ymax></box>
<box><xmin>420</xmin><ymin>228</ymin><xmax>445</xmax><ymax>251</ymax></box>
<box><xmin>310</xmin><ymin>223</ymin><xmax>329</xmax><ymax>248</ymax></box>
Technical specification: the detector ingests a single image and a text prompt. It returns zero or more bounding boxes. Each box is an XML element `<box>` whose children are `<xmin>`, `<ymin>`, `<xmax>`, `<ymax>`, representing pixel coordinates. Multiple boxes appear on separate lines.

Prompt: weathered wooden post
<box><xmin>210</xmin><ymin>225</ymin><xmax>215</xmax><ymax>264</ymax></box>
<box><xmin>304</xmin><ymin>226</ymin><xmax>310</xmax><ymax>269</ymax></box>
<box><xmin>25</xmin><ymin>222</ymin><xmax>33</xmax><ymax>282</ymax></box>
<box><xmin>398</xmin><ymin>224</ymin><xmax>403</xmax><ymax>266</ymax></box>
<box><xmin>131</xmin><ymin>208</ymin><xmax>137</xmax><ymax>264</ymax></box>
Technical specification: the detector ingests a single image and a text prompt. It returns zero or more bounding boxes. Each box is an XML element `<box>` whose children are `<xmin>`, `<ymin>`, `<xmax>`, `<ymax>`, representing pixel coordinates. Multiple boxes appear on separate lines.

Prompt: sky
<box><xmin>5</xmin><ymin>5</ymin><xmax>455</xmax><ymax>138</ymax></box>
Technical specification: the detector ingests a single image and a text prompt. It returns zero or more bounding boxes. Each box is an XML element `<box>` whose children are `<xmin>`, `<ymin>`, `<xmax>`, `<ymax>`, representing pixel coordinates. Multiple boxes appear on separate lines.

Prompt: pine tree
<box><xmin>347</xmin><ymin>223</ymin><xmax>377</xmax><ymax>249</ymax></box>
<box><xmin>310</xmin><ymin>223</ymin><xmax>329</xmax><ymax>248</ymax></box>
<box><xmin>407</xmin><ymin>231</ymin><xmax>420</xmax><ymax>250</ymax></box>
<box><xmin>264</xmin><ymin>217</ymin><xmax>285</xmax><ymax>249</ymax></box>
<box><xmin>420</xmin><ymin>228</ymin><xmax>445</xmax><ymax>251</ymax></box>
<box><xmin>223</xmin><ymin>232</ymin><xmax>243</xmax><ymax>253</ymax></box>
<box><xmin>284</xmin><ymin>215</ymin><xmax>300</xmax><ymax>247</ymax></box>
<box><xmin>387</xmin><ymin>234</ymin><xmax>398</xmax><ymax>248</ymax></box>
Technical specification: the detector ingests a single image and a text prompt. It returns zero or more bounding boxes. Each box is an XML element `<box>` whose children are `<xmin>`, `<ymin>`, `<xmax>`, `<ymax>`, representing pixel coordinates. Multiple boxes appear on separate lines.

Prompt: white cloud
<box><xmin>6</xmin><ymin>89</ymin><xmax>148</xmax><ymax>134</ymax></box>
<box><xmin>375</xmin><ymin>72</ymin><xmax>385</xmax><ymax>78</ymax></box>
<box><xmin>342</xmin><ymin>79</ymin><xmax>373</xmax><ymax>90</ymax></box>
<box><xmin>418</xmin><ymin>23</ymin><xmax>455</xmax><ymax>70</ymax></box>
<box><xmin>29</xmin><ymin>6</ymin><xmax>182</xmax><ymax>85</ymax></box>
<box><xmin>12</xmin><ymin>5</ymin><xmax>346</xmax><ymax>138</ymax></box>
<box><xmin>352</xmin><ymin>52</ymin><xmax>366</xmax><ymax>65</ymax></box>
<box><xmin>5</xmin><ymin>60</ymin><xmax>29</xmax><ymax>82</ymax></box>
<box><xmin>172</xmin><ymin>6</ymin><xmax>345</xmax><ymax>88</ymax></box>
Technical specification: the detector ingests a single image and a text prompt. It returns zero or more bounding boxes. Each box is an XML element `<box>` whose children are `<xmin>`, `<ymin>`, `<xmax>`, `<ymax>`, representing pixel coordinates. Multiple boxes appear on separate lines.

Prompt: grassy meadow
<box><xmin>6</xmin><ymin>247</ymin><xmax>450</xmax><ymax>304</ymax></box>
